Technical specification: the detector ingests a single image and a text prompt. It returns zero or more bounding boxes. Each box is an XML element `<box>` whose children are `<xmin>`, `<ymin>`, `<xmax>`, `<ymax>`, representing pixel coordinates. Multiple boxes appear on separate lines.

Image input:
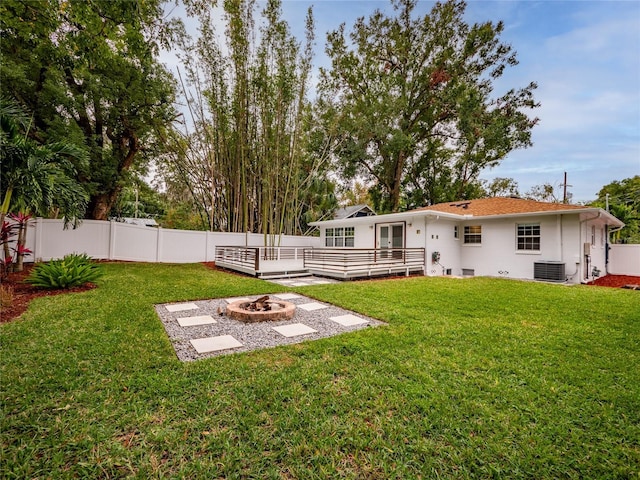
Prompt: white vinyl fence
<box><xmin>20</xmin><ymin>218</ymin><xmax>321</xmax><ymax>263</ymax></box>
<box><xmin>608</xmin><ymin>244</ymin><xmax>640</xmax><ymax>276</ymax></box>
<box><xmin>11</xmin><ymin>218</ymin><xmax>640</xmax><ymax>276</ymax></box>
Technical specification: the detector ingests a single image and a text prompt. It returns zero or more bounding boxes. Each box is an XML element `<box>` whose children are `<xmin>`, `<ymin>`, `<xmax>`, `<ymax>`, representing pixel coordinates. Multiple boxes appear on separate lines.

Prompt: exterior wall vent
<box><xmin>462</xmin><ymin>268</ymin><xmax>475</xmax><ymax>277</ymax></box>
<box><xmin>534</xmin><ymin>261</ymin><xmax>566</xmax><ymax>282</ymax></box>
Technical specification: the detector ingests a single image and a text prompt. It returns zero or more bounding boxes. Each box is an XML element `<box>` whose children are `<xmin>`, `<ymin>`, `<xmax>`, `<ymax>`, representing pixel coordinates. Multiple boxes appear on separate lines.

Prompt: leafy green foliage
<box><xmin>0</xmin><ymin>0</ymin><xmax>180</xmax><ymax>220</ymax></box>
<box><xmin>111</xmin><ymin>179</ymin><xmax>167</xmax><ymax>221</ymax></box>
<box><xmin>591</xmin><ymin>176</ymin><xmax>640</xmax><ymax>243</ymax></box>
<box><xmin>320</xmin><ymin>0</ymin><xmax>539</xmax><ymax>212</ymax></box>
<box><xmin>0</xmin><ymin>97</ymin><xmax>89</xmax><ymax>227</ymax></box>
<box><xmin>26</xmin><ymin>254</ymin><xmax>103</xmax><ymax>289</ymax></box>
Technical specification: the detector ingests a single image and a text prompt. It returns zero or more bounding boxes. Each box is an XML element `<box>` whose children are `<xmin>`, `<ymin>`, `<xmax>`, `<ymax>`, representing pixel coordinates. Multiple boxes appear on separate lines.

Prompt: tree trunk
<box><xmin>389</xmin><ymin>151</ymin><xmax>406</xmax><ymax>212</ymax></box>
<box><xmin>15</xmin><ymin>222</ymin><xmax>26</xmax><ymax>272</ymax></box>
<box><xmin>90</xmin><ymin>191</ymin><xmax>120</xmax><ymax>221</ymax></box>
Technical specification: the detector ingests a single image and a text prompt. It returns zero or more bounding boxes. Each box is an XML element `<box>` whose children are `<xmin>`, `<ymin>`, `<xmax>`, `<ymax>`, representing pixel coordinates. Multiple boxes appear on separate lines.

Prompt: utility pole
<box><xmin>561</xmin><ymin>172</ymin><xmax>572</xmax><ymax>203</ymax></box>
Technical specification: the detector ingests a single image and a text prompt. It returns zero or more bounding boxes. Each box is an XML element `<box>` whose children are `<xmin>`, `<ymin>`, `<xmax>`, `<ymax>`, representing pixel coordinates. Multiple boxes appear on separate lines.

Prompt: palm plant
<box><xmin>1</xmin><ymin>97</ymin><xmax>89</xmax><ymax>271</ymax></box>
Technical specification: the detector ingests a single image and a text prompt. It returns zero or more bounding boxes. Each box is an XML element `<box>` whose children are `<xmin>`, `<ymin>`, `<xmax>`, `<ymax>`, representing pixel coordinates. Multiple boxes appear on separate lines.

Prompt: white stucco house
<box><xmin>309</xmin><ymin>197</ymin><xmax>624</xmax><ymax>284</ymax></box>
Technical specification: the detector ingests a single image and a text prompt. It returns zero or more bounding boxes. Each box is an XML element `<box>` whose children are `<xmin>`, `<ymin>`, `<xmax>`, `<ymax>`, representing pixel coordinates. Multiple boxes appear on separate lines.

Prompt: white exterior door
<box><xmin>377</xmin><ymin>223</ymin><xmax>404</xmax><ymax>255</ymax></box>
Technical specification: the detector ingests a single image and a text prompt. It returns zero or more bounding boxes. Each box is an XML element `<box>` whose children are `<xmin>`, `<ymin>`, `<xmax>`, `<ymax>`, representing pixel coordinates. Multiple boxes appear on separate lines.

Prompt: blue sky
<box><xmin>167</xmin><ymin>0</ymin><xmax>640</xmax><ymax>203</ymax></box>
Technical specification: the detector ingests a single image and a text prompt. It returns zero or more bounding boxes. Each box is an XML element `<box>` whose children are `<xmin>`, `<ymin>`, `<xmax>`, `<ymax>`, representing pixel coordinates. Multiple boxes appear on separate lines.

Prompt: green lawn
<box><xmin>2</xmin><ymin>263</ymin><xmax>639</xmax><ymax>479</ymax></box>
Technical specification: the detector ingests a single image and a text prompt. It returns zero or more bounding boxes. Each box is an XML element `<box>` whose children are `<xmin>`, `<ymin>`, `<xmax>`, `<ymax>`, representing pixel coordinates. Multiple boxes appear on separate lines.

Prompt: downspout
<box><xmin>423</xmin><ymin>216</ymin><xmax>429</xmax><ymax>276</ymax></box>
<box><xmin>605</xmin><ymin>224</ymin><xmax>625</xmax><ymax>274</ymax></box>
<box><xmin>557</xmin><ymin>214</ymin><xmax>563</xmax><ymax>263</ymax></box>
<box><xmin>558</xmin><ymin>214</ymin><xmax>575</xmax><ymax>282</ymax></box>
<box><xmin>603</xmin><ymin>195</ymin><xmax>625</xmax><ymax>274</ymax></box>
<box><xmin>605</xmin><ymin>224</ymin><xmax>609</xmax><ymax>274</ymax></box>
<box><xmin>579</xmin><ymin>212</ymin><xmax>601</xmax><ymax>283</ymax></box>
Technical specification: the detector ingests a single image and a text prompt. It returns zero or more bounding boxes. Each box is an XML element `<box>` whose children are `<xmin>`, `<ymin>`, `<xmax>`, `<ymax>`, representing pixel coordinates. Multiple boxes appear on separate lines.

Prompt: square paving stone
<box><xmin>330</xmin><ymin>314</ymin><xmax>369</xmax><ymax>326</ymax></box>
<box><xmin>272</xmin><ymin>323</ymin><xmax>317</xmax><ymax>338</ymax></box>
<box><xmin>297</xmin><ymin>302</ymin><xmax>327</xmax><ymax>311</ymax></box>
<box><xmin>272</xmin><ymin>293</ymin><xmax>302</xmax><ymax>300</ymax></box>
<box><xmin>166</xmin><ymin>303</ymin><xmax>199</xmax><ymax>312</ymax></box>
<box><xmin>190</xmin><ymin>335</ymin><xmax>243</xmax><ymax>353</ymax></box>
<box><xmin>178</xmin><ymin>315</ymin><xmax>217</xmax><ymax>327</ymax></box>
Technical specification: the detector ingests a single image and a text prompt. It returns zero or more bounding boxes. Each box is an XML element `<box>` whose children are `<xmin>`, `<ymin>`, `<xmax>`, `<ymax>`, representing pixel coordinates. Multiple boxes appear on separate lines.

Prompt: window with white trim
<box><xmin>454</xmin><ymin>225</ymin><xmax>459</xmax><ymax>239</ymax></box>
<box><xmin>516</xmin><ymin>223</ymin><xmax>540</xmax><ymax>251</ymax></box>
<box><xmin>325</xmin><ymin>227</ymin><xmax>355</xmax><ymax>247</ymax></box>
<box><xmin>463</xmin><ymin>225</ymin><xmax>482</xmax><ymax>244</ymax></box>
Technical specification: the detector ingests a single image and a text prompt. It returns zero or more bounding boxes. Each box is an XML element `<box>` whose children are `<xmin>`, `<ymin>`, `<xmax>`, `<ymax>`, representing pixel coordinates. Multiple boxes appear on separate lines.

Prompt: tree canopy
<box><xmin>591</xmin><ymin>176</ymin><xmax>640</xmax><ymax>244</ymax></box>
<box><xmin>319</xmin><ymin>0</ymin><xmax>539</xmax><ymax>213</ymax></box>
<box><xmin>0</xmin><ymin>0</ymin><xmax>180</xmax><ymax>220</ymax></box>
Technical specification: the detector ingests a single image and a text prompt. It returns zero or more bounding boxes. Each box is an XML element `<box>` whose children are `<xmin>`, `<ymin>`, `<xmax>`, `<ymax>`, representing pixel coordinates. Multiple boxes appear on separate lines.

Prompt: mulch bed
<box><xmin>587</xmin><ymin>274</ymin><xmax>640</xmax><ymax>289</ymax></box>
<box><xmin>0</xmin><ymin>264</ymin><xmax>96</xmax><ymax>324</ymax></box>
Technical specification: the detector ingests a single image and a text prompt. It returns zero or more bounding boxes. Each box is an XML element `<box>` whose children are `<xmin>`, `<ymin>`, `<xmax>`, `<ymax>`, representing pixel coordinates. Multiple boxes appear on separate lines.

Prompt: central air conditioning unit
<box><xmin>534</xmin><ymin>261</ymin><xmax>566</xmax><ymax>282</ymax></box>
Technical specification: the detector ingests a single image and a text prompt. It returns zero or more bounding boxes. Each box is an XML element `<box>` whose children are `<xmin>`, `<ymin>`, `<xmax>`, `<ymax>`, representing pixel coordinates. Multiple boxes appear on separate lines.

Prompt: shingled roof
<box><xmin>416</xmin><ymin>197</ymin><xmax>587</xmax><ymax>216</ymax></box>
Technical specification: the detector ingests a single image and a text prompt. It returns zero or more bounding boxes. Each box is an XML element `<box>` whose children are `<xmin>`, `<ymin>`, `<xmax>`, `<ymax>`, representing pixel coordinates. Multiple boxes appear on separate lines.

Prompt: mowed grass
<box><xmin>1</xmin><ymin>263</ymin><xmax>638</xmax><ymax>479</ymax></box>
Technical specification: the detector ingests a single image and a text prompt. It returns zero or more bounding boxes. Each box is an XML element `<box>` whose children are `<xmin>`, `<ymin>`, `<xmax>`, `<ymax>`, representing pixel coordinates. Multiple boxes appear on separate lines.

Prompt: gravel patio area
<box><xmin>156</xmin><ymin>293</ymin><xmax>385</xmax><ymax>361</ymax></box>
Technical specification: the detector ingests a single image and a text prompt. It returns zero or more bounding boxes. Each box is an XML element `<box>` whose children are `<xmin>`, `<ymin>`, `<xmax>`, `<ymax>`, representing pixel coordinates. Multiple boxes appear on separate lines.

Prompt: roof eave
<box><xmin>310</xmin><ymin>209</ymin><xmax>463</xmax><ymax>226</ymax></box>
<box><xmin>310</xmin><ymin>206</ymin><xmax>625</xmax><ymax>228</ymax></box>
<box><xmin>467</xmin><ymin>208</ymin><xmax>624</xmax><ymax>227</ymax></box>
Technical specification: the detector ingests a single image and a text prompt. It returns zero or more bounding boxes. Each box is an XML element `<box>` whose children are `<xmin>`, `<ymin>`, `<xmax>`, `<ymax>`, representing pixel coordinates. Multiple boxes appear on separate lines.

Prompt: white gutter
<box><xmin>309</xmin><ymin>209</ymin><xmax>461</xmax><ymax>227</ymax></box>
<box><xmin>578</xmin><ymin>212</ymin><xmax>602</xmax><ymax>283</ymax></box>
<box><xmin>310</xmin><ymin>205</ymin><xmax>623</xmax><ymax>228</ymax></box>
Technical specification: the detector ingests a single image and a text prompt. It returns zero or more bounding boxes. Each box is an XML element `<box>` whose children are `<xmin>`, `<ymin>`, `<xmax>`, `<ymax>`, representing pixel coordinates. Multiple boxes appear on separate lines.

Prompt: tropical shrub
<box><xmin>26</xmin><ymin>254</ymin><xmax>102</xmax><ymax>289</ymax></box>
<box><xmin>1</xmin><ymin>217</ymin><xmax>33</xmax><ymax>278</ymax></box>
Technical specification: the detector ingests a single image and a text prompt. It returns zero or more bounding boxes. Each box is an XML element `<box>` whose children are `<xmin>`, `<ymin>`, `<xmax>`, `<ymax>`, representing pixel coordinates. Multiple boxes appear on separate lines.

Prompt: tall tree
<box><xmin>160</xmin><ymin>0</ymin><xmax>332</xmax><ymax>235</ymax></box>
<box><xmin>591</xmin><ymin>176</ymin><xmax>640</xmax><ymax>244</ymax></box>
<box><xmin>319</xmin><ymin>0</ymin><xmax>539</xmax><ymax>212</ymax></box>
<box><xmin>0</xmin><ymin>0</ymin><xmax>180</xmax><ymax>220</ymax></box>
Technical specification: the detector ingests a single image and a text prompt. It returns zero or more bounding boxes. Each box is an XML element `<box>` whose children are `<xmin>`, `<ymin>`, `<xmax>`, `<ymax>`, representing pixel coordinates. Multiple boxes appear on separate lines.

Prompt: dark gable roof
<box><xmin>334</xmin><ymin>204</ymin><xmax>376</xmax><ymax>219</ymax></box>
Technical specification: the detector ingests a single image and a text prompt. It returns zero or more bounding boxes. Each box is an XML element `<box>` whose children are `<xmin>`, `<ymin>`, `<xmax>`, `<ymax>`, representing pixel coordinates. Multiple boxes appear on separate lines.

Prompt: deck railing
<box><xmin>303</xmin><ymin>248</ymin><xmax>425</xmax><ymax>279</ymax></box>
<box><xmin>215</xmin><ymin>246</ymin><xmax>426</xmax><ymax>279</ymax></box>
<box><xmin>215</xmin><ymin>246</ymin><xmax>259</xmax><ymax>272</ymax></box>
<box><xmin>214</xmin><ymin>246</ymin><xmax>307</xmax><ymax>276</ymax></box>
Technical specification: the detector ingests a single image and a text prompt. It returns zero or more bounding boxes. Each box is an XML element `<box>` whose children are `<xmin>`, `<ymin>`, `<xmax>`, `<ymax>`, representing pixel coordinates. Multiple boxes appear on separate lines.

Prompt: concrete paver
<box><xmin>166</xmin><ymin>303</ymin><xmax>199</xmax><ymax>312</ymax></box>
<box><xmin>272</xmin><ymin>323</ymin><xmax>317</xmax><ymax>338</ymax></box>
<box><xmin>177</xmin><ymin>315</ymin><xmax>217</xmax><ymax>327</ymax></box>
<box><xmin>190</xmin><ymin>335</ymin><xmax>243</xmax><ymax>353</ymax></box>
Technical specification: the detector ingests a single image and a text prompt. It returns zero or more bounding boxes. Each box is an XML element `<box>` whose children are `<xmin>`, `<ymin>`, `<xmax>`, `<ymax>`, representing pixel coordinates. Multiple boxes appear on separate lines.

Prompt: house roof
<box><xmin>416</xmin><ymin>197</ymin><xmax>587</xmax><ymax>216</ymax></box>
<box><xmin>310</xmin><ymin>197</ymin><xmax>624</xmax><ymax>228</ymax></box>
<box><xmin>334</xmin><ymin>204</ymin><xmax>376</xmax><ymax>219</ymax></box>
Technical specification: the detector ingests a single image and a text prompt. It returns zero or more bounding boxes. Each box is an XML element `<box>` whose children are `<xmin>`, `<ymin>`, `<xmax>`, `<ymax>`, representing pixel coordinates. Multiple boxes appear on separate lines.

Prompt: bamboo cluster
<box><xmin>161</xmin><ymin>0</ymin><xmax>322</xmax><ymax>241</ymax></box>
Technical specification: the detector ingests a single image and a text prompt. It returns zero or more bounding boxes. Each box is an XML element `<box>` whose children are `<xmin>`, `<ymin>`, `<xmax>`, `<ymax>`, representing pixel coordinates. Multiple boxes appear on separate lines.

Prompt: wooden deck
<box><xmin>215</xmin><ymin>246</ymin><xmax>425</xmax><ymax>279</ymax></box>
<box><xmin>303</xmin><ymin>248</ymin><xmax>425</xmax><ymax>279</ymax></box>
<box><xmin>214</xmin><ymin>246</ymin><xmax>308</xmax><ymax>279</ymax></box>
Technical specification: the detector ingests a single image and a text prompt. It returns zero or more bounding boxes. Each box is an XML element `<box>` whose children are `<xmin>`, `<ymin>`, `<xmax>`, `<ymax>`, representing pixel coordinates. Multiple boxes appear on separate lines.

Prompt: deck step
<box><xmin>257</xmin><ymin>270</ymin><xmax>311</xmax><ymax>280</ymax></box>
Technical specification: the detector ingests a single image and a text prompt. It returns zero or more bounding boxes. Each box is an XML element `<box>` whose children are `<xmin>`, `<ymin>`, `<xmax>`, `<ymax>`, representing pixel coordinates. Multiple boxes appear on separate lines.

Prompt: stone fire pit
<box><xmin>226</xmin><ymin>295</ymin><xmax>296</xmax><ymax>323</ymax></box>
